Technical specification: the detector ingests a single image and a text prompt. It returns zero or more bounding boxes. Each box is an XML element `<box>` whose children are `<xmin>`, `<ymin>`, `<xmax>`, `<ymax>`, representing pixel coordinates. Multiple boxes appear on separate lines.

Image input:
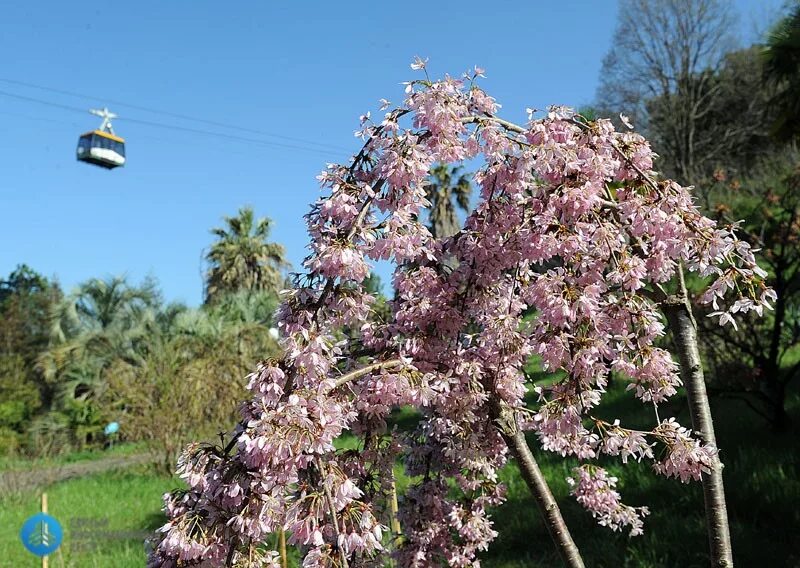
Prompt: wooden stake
<box><xmin>387</xmin><ymin>477</ymin><xmax>402</xmax><ymax>568</ymax></box>
<box><xmin>279</xmin><ymin>528</ymin><xmax>287</xmax><ymax>568</ymax></box>
<box><xmin>389</xmin><ymin>478</ymin><xmax>401</xmax><ymax>544</ymax></box>
<box><xmin>41</xmin><ymin>493</ymin><xmax>48</xmax><ymax>568</ymax></box>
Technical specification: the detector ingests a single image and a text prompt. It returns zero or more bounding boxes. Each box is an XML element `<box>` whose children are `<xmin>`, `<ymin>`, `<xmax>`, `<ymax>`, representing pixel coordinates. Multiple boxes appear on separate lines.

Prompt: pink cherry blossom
<box><xmin>148</xmin><ymin>63</ymin><xmax>772</xmax><ymax>566</ymax></box>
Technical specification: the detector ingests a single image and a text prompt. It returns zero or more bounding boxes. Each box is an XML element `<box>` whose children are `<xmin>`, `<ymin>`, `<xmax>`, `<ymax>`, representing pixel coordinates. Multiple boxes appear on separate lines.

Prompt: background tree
<box><xmin>0</xmin><ymin>265</ymin><xmax>59</xmax><ymax>362</ymax></box>
<box><xmin>597</xmin><ymin>0</ymin><xmax>737</xmax><ymax>185</ymax></box>
<box><xmin>204</xmin><ymin>206</ymin><xmax>289</xmax><ymax>303</ymax></box>
<box><xmin>104</xmin><ymin>289</ymin><xmax>280</xmax><ymax>471</ymax></box>
<box><xmin>598</xmin><ymin>0</ymin><xmax>800</xmax><ymax>431</ymax></box>
<box><xmin>0</xmin><ymin>211</ymin><xmax>291</xmax><ymax>458</ymax></box>
<box><xmin>425</xmin><ymin>163</ymin><xmax>471</xmax><ymax>238</ymax></box>
<box><xmin>0</xmin><ymin>266</ymin><xmax>60</xmax><ymax>454</ymax></box>
<box><xmin>35</xmin><ymin>276</ymin><xmax>160</xmax><ymax>450</ymax></box>
<box><xmin>763</xmin><ymin>2</ymin><xmax>800</xmax><ymax>141</ymax></box>
<box><xmin>648</xmin><ymin>46</ymin><xmax>780</xmax><ymax>191</ymax></box>
<box><xmin>698</xmin><ymin>153</ymin><xmax>800</xmax><ymax>429</ymax></box>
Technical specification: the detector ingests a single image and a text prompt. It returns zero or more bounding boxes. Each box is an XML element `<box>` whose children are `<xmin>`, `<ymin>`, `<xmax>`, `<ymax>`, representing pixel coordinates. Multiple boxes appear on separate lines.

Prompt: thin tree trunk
<box><xmin>504</xmin><ymin>429</ymin><xmax>585</xmax><ymax>568</ymax></box>
<box><xmin>385</xmin><ymin>476</ymin><xmax>402</xmax><ymax>568</ymax></box>
<box><xmin>493</xmin><ymin>400</ymin><xmax>584</xmax><ymax>568</ymax></box>
<box><xmin>663</xmin><ymin>271</ymin><xmax>734</xmax><ymax>567</ymax></box>
<box><xmin>279</xmin><ymin>528</ymin><xmax>287</xmax><ymax>568</ymax></box>
<box><xmin>762</xmin><ymin>376</ymin><xmax>789</xmax><ymax>430</ymax></box>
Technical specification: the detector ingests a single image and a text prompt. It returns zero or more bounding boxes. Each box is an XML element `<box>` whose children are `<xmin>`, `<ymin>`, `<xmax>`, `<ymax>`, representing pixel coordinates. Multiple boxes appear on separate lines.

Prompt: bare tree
<box><xmin>597</xmin><ymin>0</ymin><xmax>738</xmax><ymax>185</ymax></box>
<box><xmin>598</xmin><ymin>4</ymin><xmax>744</xmax><ymax>565</ymax></box>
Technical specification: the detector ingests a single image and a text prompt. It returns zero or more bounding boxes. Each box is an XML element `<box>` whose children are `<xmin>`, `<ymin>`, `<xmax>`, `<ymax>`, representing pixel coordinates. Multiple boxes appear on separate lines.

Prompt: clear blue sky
<box><xmin>0</xmin><ymin>1</ymin><xmax>781</xmax><ymax>305</ymax></box>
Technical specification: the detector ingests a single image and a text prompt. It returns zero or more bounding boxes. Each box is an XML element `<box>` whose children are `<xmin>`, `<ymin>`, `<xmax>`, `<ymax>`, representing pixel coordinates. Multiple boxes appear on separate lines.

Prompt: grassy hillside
<box><xmin>1</xmin><ymin>386</ymin><xmax>797</xmax><ymax>567</ymax></box>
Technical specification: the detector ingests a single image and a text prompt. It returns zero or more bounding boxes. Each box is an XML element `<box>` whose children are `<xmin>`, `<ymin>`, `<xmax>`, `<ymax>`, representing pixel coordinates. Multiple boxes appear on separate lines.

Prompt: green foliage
<box><xmin>763</xmin><ymin>3</ymin><xmax>800</xmax><ymax>141</ymax></box>
<box><xmin>31</xmin><ymin>276</ymin><xmax>162</xmax><ymax>452</ymax></box>
<box><xmin>694</xmin><ymin>153</ymin><xmax>800</xmax><ymax>426</ymax></box>
<box><xmin>204</xmin><ymin>206</ymin><xmax>289</xmax><ymax>304</ymax></box>
<box><xmin>0</xmin><ymin>266</ymin><xmax>60</xmax><ymax>456</ymax></box>
<box><xmin>103</xmin><ymin>289</ymin><xmax>280</xmax><ymax>471</ymax></box>
<box><xmin>26</xmin><ymin>411</ymin><xmax>72</xmax><ymax>457</ymax></box>
<box><xmin>1</xmin><ymin>208</ymin><xmax>288</xmax><ymax>458</ymax></box>
<box><xmin>0</xmin><ymin>265</ymin><xmax>59</xmax><ymax>360</ymax></box>
<box><xmin>362</xmin><ymin>272</ymin><xmax>392</xmax><ymax>322</ymax></box>
<box><xmin>0</xmin><ymin>427</ymin><xmax>22</xmax><ymax>457</ymax></box>
<box><xmin>576</xmin><ymin>106</ymin><xmax>600</xmax><ymax>122</ymax></box>
<box><xmin>0</xmin><ymin>355</ymin><xmax>41</xmax><ymax>430</ymax></box>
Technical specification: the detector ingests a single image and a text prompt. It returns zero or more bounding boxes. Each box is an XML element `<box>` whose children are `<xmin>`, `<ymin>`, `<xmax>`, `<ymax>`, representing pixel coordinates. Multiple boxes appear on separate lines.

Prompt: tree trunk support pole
<box><xmin>663</xmin><ymin>269</ymin><xmax>734</xmax><ymax>567</ymax></box>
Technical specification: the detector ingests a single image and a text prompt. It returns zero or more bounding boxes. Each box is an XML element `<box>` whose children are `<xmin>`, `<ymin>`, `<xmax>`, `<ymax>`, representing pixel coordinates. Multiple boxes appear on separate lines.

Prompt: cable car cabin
<box><xmin>76</xmin><ymin>130</ymin><xmax>126</xmax><ymax>169</ymax></box>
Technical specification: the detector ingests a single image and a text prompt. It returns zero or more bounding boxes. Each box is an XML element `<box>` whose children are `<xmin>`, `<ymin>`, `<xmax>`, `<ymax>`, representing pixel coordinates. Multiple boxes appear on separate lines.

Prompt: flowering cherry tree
<box><xmin>147</xmin><ymin>61</ymin><xmax>773</xmax><ymax>568</ymax></box>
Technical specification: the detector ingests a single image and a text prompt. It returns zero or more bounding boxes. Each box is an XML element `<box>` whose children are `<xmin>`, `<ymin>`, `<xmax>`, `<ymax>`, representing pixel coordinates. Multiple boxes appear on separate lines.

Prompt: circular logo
<box><xmin>20</xmin><ymin>513</ymin><xmax>63</xmax><ymax>556</ymax></box>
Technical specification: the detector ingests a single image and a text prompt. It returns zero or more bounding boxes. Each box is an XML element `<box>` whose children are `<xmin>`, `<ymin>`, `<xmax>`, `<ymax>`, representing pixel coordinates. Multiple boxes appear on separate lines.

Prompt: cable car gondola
<box><xmin>76</xmin><ymin>107</ymin><xmax>126</xmax><ymax>169</ymax></box>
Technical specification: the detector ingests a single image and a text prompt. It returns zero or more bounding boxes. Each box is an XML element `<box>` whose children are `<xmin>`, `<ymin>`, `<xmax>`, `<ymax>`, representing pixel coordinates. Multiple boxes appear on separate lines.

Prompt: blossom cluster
<box><xmin>567</xmin><ymin>466</ymin><xmax>650</xmax><ymax>536</ymax></box>
<box><xmin>148</xmin><ymin>63</ymin><xmax>771</xmax><ymax>567</ymax></box>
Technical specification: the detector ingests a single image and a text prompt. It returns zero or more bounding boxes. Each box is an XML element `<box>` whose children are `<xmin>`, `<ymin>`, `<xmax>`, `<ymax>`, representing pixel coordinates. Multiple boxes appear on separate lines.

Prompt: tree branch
<box><xmin>331</xmin><ymin>358</ymin><xmax>404</xmax><ymax>390</ymax></box>
<box><xmin>493</xmin><ymin>402</ymin><xmax>585</xmax><ymax>568</ymax></box>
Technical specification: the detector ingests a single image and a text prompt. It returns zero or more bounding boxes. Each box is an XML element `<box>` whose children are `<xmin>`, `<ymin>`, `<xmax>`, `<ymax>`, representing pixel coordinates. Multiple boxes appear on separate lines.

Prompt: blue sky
<box><xmin>0</xmin><ymin>1</ymin><xmax>782</xmax><ymax>305</ymax></box>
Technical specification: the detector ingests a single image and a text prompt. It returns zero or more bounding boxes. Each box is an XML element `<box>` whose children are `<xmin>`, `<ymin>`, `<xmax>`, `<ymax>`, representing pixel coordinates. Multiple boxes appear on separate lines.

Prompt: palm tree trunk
<box><xmin>663</xmin><ymin>270</ymin><xmax>733</xmax><ymax>567</ymax></box>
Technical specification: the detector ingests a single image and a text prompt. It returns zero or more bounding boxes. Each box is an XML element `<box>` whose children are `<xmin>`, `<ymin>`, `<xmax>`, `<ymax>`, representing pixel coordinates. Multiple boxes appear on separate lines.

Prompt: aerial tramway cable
<box><xmin>0</xmin><ymin>86</ymin><xmax>351</xmax><ymax>162</ymax></box>
<box><xmin>0</xmin><ymin>77</ymin><xmax>349</xmax><ymax>153</ymax></box>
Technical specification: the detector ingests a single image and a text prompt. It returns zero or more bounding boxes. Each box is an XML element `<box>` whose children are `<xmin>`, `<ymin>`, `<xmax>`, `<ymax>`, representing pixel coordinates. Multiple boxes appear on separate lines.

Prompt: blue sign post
<box><xmin>104</xmin><ymin>421</ymin><xmax>120</xmax><ymax>449</ymax></box>
<box><xmin>20</xmin><ymin>494</ymin><xmax>62</xmax><ymax>565</ymax></box>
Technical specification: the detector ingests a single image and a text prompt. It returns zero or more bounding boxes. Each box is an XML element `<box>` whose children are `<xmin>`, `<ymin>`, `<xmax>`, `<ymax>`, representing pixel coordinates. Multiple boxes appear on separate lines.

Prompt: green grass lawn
<box><xmin>485</xmin><ymin>385</ymin><xmax>800</xmax><ymax>567</ymax></box>
<box><xmin>0</xmin><ymin>466</ymin><xmax>176</xmax><ymax>568</ymax></box>
<box><xmin>1</xmin><ymin>386</ymin><xmax>797</xmax><ymax>567</ymax></box>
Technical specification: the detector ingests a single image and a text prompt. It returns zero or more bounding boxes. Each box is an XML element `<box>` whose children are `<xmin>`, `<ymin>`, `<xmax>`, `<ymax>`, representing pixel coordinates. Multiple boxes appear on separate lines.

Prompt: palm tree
<box><xmin>42</xmin><ymin>276</ymin><xmax>160</xmax><ymax>377</ymax></box>
<box><xmin>204</xmin><ymin>207</ymin><xmax>289</xmax><ymax>304</ymax></box>
<box><xmin>36</xmin><ymin>276</ymin><xmax>160</xmax><ymax>449</ymax></box>
<box><xmin>425</xmin><ymin>164</ymin><xmax>472</xmax><ymax>239</ymax></box>
<box><xmin>763</xmin><ymin>4</ymin><xmax>800</xmax><ymax>141</ymax></box>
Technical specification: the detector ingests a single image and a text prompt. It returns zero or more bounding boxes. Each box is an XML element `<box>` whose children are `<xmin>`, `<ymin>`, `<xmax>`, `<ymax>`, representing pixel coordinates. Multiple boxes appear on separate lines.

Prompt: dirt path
<box><xmin>0</xmin><ymin>452</ymin><xmax>153</xmax><ymax>498</ymax></box>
